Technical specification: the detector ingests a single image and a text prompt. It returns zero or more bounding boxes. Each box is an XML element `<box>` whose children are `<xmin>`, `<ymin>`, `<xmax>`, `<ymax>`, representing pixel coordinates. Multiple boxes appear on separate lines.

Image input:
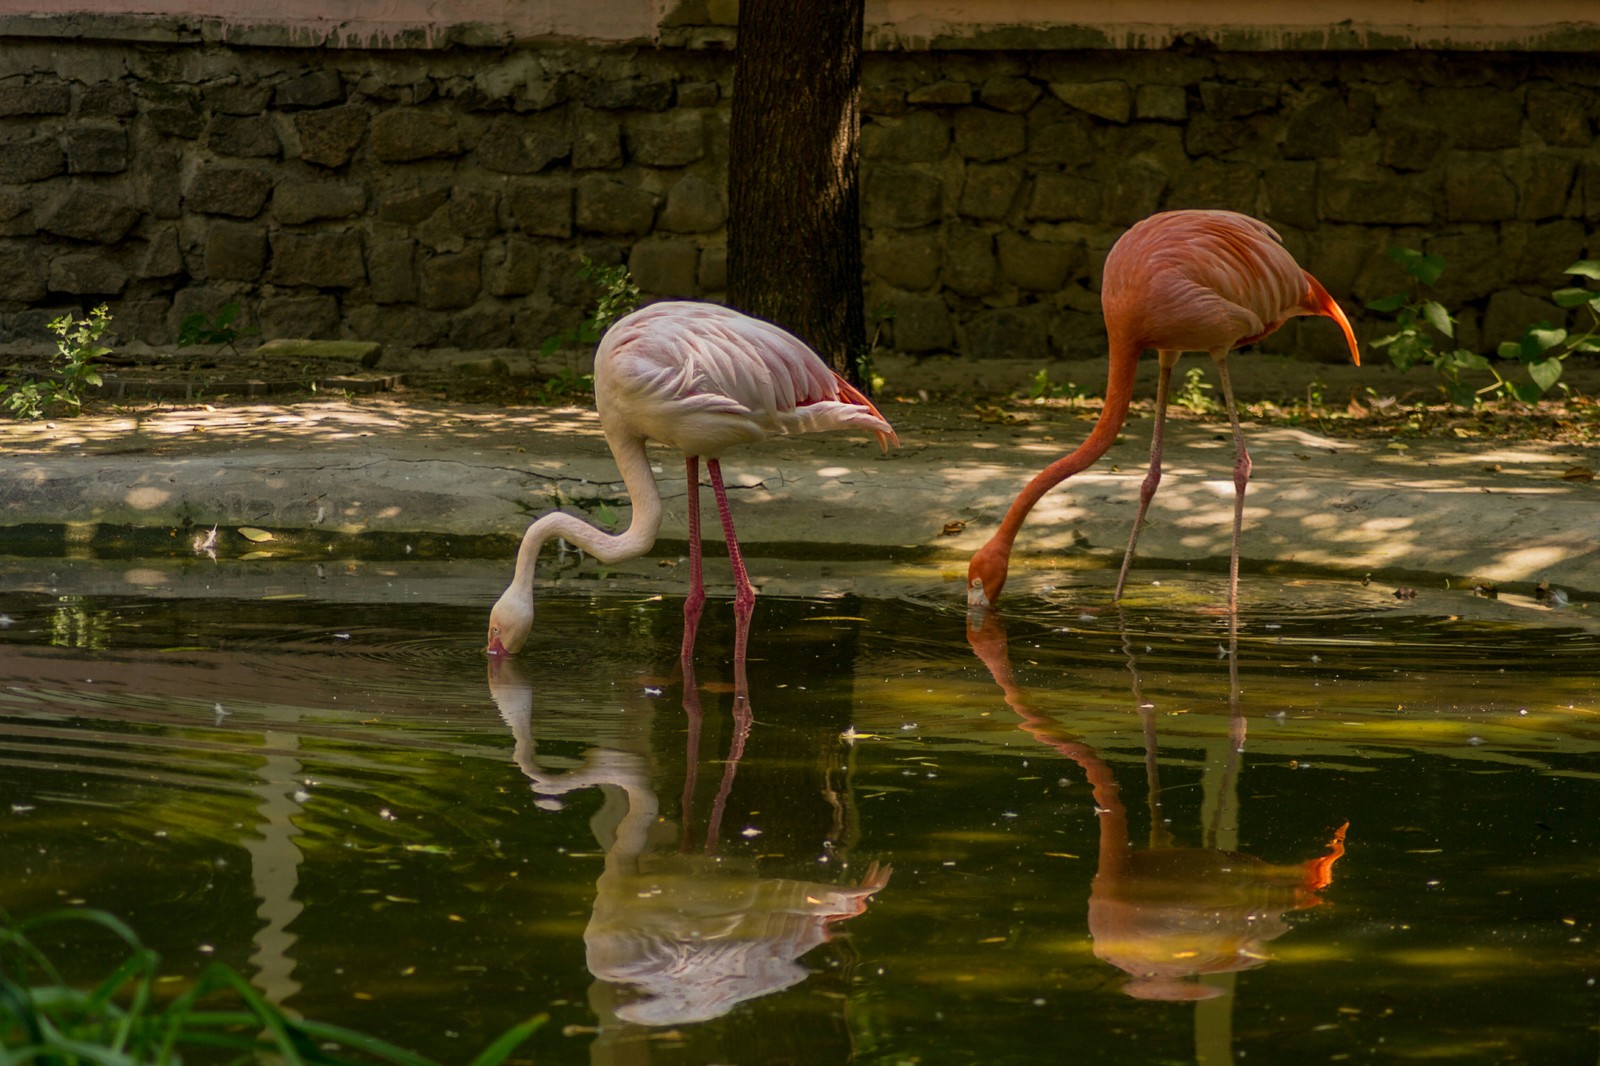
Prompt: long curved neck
<box><xmin>508</xmin><ymin>432</ymin><xmax>664</xmax><ymax>602</ymax></box>
<box><xmin>986</xmin><ymin>340</ymin><xmax>1142</xmax><ymax>558</ymax></box>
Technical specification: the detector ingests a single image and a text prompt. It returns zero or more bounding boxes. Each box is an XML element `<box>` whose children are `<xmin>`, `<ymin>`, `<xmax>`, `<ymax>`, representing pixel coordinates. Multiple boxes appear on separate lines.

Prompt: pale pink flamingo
<box><xmin>487</xmin><ymin>301</ymin><xmax>897</xmax><ymax>657</ymax></box>
<box><xmin>968</xmin><ymin>209</ymin><xmax>1361</xmax><ymax>611</ymax></box>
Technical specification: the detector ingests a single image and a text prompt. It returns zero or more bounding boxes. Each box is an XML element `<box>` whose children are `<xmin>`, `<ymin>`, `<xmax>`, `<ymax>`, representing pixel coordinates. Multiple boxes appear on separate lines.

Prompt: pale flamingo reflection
<box><xmin>487</xmin><ymin>656</ymin><xmax>891</xmax><ymax>1026</ymax></box>
<box><xmin>967</xmin><ymin>612</ymin><xmax>1346</xmax><ymax>1000</ymax></box>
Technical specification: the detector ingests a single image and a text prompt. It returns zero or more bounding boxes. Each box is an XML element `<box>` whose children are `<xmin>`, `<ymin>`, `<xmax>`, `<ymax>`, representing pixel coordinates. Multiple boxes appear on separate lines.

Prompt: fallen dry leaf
<box><xmin>941</xmin><ymin>520</ymin><xmax>967</xmax><ymax>536</ymax></box>
<box><xmin>1560</xmin><ymin>465</ymin><xmax>1594</xmax><ymax>482</ymax></box>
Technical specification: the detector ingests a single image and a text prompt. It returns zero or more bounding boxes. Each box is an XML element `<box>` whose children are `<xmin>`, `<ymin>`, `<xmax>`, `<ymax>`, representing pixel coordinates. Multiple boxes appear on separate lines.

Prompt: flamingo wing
<box><xmin>597</xmin><ymin>303</ymin><xmax>896</xmax><ymax>455</ymax></box>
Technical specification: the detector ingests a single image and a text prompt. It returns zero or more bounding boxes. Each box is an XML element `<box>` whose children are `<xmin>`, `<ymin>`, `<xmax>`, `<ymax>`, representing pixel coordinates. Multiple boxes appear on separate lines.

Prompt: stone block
<box><xmin>1103</xmin><ymin>159</ymin><xmax>1167</xmax><ymax>224</ymax></box>
<box><xmin>378</xmin><ymin>182</ymin><xmax>448</xmax><ymax>226</ymax></box>
<box><xmin>506</xmin><ymin>178</ymin><xmax>574</xmax><ymax>237</ymax></box>
<box><xmin>883</xmin><ymin>291</ymin><xmax>953</xmax><ymax>352</ymax></box>
<box><xmin>1135</xmin><ymin>84</ymin><xmax>1187</xmax><ymax>122</ymax></box>
<box><xmin>866</xmin><ymin>110</ymin><xmax>949</xmax><ymax>163</ymax></box>
<box><xmin>1049</xmin><ymin>80</ymin><xmax>1132</xmax><ymax>124</ymax></box>
<box><xmin>862</xmin><ymin>165</ymin><xmax>943</xmax><ymax>229</ymax></box>
<box><xmin>997</xmin><ymin>232</ymin><xmax>1078</xmax><ymax>291</ymax></box>
<box><xmin>1378</xmin><ymin>119</ymin><xmax>1446</xmax><ymax>173</ymax></box>
<box><xmin>478</xmin><ymin>112</ymin><xmax>571</xmax><ymax>174</ymax></box>
<box><xmin>942</xmin><ymin>225</ymin><xmax>997</xmax><ymax>296</ymax></box>
<box><xmin>445</xmin><ymin>305</ymin><xmax>517</xmax><ymax>349</ymax></box>
<box><xmin>1514</xmin><ymin>154</ymin><xmax>1576</xmax><ymax>221</ymax></box>
<box><xmin>366</xmin><ymin>238</ymin><xmax>417</xmax><ymax>303</ymax></box>
<box><xmin>624</xmin><ymin>110</ymin><xmax>706</xmax><ymax>167</ymax></box>
<box><xmin>1422</xmin><ymin>87</ymin><xmax>1521</xmax><ymax>150</ymax></box>
<box><xmin>206</xmin><ymin>221</ymin><xmax>267</xmax><ymax>281</ymax></box>
<box><xmin>294</xmin><ymin>105</ymin><xmax>368</xmax><ymax>168</ymax></box>
<box><xmin>677</xmin><ymin>81</ymin><xmax>719</xmax><ymax>108</ymax></box>
<box><xmin>258</xmin><ymin>293</ymin><xmax>340</xmax><ymax>339</ymax></box>
<box><xmin>572</xmin><ymin>108</ymin><xmax>624</xmax><ymax>169</ymax></box>
<box><xmin>862</xmin><ymin>83</ymin><xmax>908</xmax><ymax>116</ymax></box>
<box><xmin>146</xmin><ymin>96</ymin><xmax>204</xmax><ymax>139</ymax></box>
<box><xmin>0</xmin><ymin>243</ymin><xmax>46</xmax><ymax>301</ymax></box>
<box><xmin>575</xmin><ymin>174</ymin><xmax>657</xmax><ymax>235</ymax></box>
<box><xmin>207</xmin><ymin>83</ymin><xmax>272</xmax><ymax>116</ymax></box>
<box><xmin>581</xmin><ymin>78</ymin><xmax>673</xmax><ymax>112</ymax></box>
<box><xmin>270</xmin><ymin>231</ymin><xmax>365</xmax><ymax>288</ymax></box>
<box><xmin>273</xmin><ymin>180</ymin><xmax>367</xmax><ymax>224</ymax></box>
<box><xmin>1167</xmin><ymin>158</ymin><xmax>1258</xmax><ymax>215</ymax></box>
<box><xmin>1026</xmin><ymin>171</ymin><xmax>1100</xmax><ymax>222</ymax></box>
<box><xmin>1526</xmin><ymin>88</ymin><xmax>1592</xmax><ymax>148</ymax></box>
<box><xmin>451</xmin><ymin>188</ymin><xmax>500</xmax><ymax>239</ymax></box>
<box><xmin>1483</xmin><ymin>289</ymin><xmax>1565</xmax><ymax>348</ymax></box>
<box><xmin>660</xmin><ymin>173</ymin><xmax>726</xmax><ymax>233</ymax></box>
<box><xmin>960</xmin><ymin>162</ymin><xmax>1023</xmax><ymax>221</ymax></box>
<box><xmin>275</xmin><ymin>70</ymin><xmax>345</xmax><ymax>111</ymax></box>
<box><xmin>187</xmin><ymin>166</ymin><xmax>274</xmax><ymax>218</ymax></box>
<box><xmin>1025</xmin><ymin>114</ymin><xmax>1094</xmax><ymax>166</ymax></box>
<box><xmin>39</xmin><ymin>188</ymin><xmax>140</xmax><ymax>243</ymax></box>
<box><xmin>371</xmin><ymin>109</ymin><xmax>463</xmax><ymax>162</ymax></box>
<box><xmin>979</xmin><ymin>76</ymin><xmax>1041</xmax><ymax>114</ymax></box>
<box><xmin>1049</xmin><ymin>307</ymin><xmax>1104</xmax><ymax>356</ymax></box>
<box><xmin>139</xmin><ymin>226</ymin><xmax>184</xmax><ymax>279</ymax></box>
<box><xmin>1320</xmin><ymin>177</ymin><xmax>1433</xmax><ymax>225</ymax></box>
<box><xmin>80</xmin><ymin>84</ymin><xmax>136</xmax><ymax>118</ymax></box>
<box><xmin>1283</xmin><ymin>93</ymin><xmax>1348</xmax><ymax>160</ymax></box>
<box><xmin>345</xmin><ymin>303</ymin><xmax>443</xmax><ymax>348</ymax></box>
<box><xmin>1444</xmin><ymin>160</ymin><xmax>1516</xmax><ymax>223</ymax></box>
<box><xmin>1262</xmin><ymin>161</ymin><xmax>1318</xmax><ymax>230</ymax></box>
<box><xmin>953</xmin><ymin>109</ymin><xmax>1025</xmax><ymax>162</ymax></box>
<box><xmin>0</xmin><ymin>188</ymin><xmax>35</xmax><ymax>237</ymax></box>
<box><xmin>257</xmin><ymin>338</ymin><xmax>380</xmax><ymax>364</ymax></box>
<box><xmin>65</xmin><ymin>126</ymin><xmax>129</xmax><ymax>174</ymax></box>
<box><xmin>487</xmin><ymin>237</ymin><xmax>543</xmax><ymax>296</ymax></box>
<box><xmin>965</xmin><ymin>303</ymin><xmax>1050</xmax><ymax>360</ymax></box>
<box><xmin>1512</xmin><ymin>220</ymin><xmax>1585</xmax><ymax>284</ymax></box>
<box><xmin>628</xmin><ymin>237</ymin><xmax>699</xmax><ymax>297</ymax></box>
<box><xmin>0</xmin><ymin>80</ymin><xmax>70</xmax><ymax>116</ymax></box>
<box><xmin>420</xmin><ymin>250</ymin><xmax>481</xmax><ymax>310</ymax></box>
<box><xmin>698</xmin><ymin>241</ymin><xmax>727</xmax><ymax>293</ymax></box>
<box><xmin>1199</xmin><ymin>82</ymin><xmax>1278</xmax><ymax>120</ymax></box>
<box><xmin>908</xmin><ymin>80</ymin><xmax>972</xmax><ymax>106</ymax></box>
<box><xmin>0</xmin><ymin>135</ymin><xmax>64</xmax><ymax>183</ymax></box>
<box><xmin>146</xmin><ymin>149</ymin><xmax>182</xmax><ymax>219</ymax></box>
<box><xmin>48</xmin><ymin>253</ymin><xmax>127</xmax><ymax>295</ymax></box>
<box><xmin>865</xmin><ymin>233</ymin><xmax>941</xmax><ymax>290</ymax></box>
<box><xmin>208</xmin><ymin>114</ymin><xmax>281</xmax><ymax>158</ymax></box>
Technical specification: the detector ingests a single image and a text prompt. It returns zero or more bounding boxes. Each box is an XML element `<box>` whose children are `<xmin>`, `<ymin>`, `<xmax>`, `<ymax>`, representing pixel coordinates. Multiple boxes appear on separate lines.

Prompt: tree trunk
<box><xmin>727</xmin><ymin>0</ymin><xmax>867</xmax><ymax>385</ymax></box>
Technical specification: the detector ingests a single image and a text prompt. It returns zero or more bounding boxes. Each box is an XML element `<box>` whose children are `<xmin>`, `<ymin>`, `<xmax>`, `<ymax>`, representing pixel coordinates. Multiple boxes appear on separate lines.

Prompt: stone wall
<box><xmin>1</xmin><ymin>27</ymin><xmax>1596</xmax><ymax>365</ymax></box>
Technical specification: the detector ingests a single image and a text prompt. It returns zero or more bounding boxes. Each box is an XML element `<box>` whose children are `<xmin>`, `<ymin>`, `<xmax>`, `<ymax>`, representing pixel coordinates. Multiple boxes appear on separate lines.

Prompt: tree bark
<box><xmin>727</xmin><ymin>0</ymin><xmax>867</xmax><ymax>385</ymax></box>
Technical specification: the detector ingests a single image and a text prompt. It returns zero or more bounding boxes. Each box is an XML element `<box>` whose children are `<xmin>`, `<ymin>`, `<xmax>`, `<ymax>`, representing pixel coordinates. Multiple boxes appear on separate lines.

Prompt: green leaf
<box><xmin>1551</xmin><ymin>287</ymin><xmax>1593</xmax><ymax>308</ymax></box>
<box><xmin>1512</xmin><ymin>380</ymin><xmax>1545</xmax><ymax>403</ymax></box>
<box><xmin>1526</xmin><ymin>327</ymin><xmax>1567</xmax><ymax>353</ymax></box>
<box><xmin>594</xmin><ymin>502</ymin><xmax>619</xmax><ymax>528</ymax></box>
<box><xmin>1421</xmin><ymin>301</ymin><xmax>1454</xmax><ymax>337</ymax></box>
<box><xmin>1528</xmin><ymin>358</ymin><xmax>1564</xmax><ymax>392</ymax></box>
<box><xmin>1563</xmin><ymin>259</ymin><xmax>1600</xmax><ymax>280</ymax></box>
<box><xmin>1365</xmin><ymin>293</ymin><xmax>1407</xmax><ymax>313</ymax></box>
<box><xmin>1496</xmin><ymin>341</ymin><xmax>1524</xmax><ymax>359</ymax></box>
<box><xmin>1447</xmin><ymin>349</ymin><xmax>1489</xmax><ymax>370</ymax></box>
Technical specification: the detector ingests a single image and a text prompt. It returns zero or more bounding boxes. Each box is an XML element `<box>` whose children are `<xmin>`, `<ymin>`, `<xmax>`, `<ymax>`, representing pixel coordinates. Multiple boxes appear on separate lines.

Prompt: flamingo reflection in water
<box><xmin>487</xmin><ymin>655</ymin><xmax>890</xmax><ymax>1027</ymax></box>
<box><xmin>967</xmin><ymin>611</ymin><xmax>1346</xmax><ymax>1001</ymax></box>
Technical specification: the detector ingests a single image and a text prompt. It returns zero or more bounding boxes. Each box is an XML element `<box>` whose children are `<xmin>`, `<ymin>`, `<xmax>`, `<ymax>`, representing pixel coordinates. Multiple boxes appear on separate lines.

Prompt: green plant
<box><xmin>0</xmin><ymin>907</ymin><xmax>544</xmax><ymax>1065</ymax></box>
<box><xmin>1024</xmin><ymin>367</ymin><xmax>1083</xmax><ymax>401</ymax></box>
<box><xmin>2</xmin><ymin>304</ymin><xmax>112</xmax><ymax>419</ymax></box>
<box><xmin>1173</xmin><ymin>365</ymin><xmax>1217</xmax><ymax>414</ymax></box>
<box><xmin>538</xmin><ymin>258</ymin><xmax>641</xmax><ymax>359</ymax></box>
<box><xmin>177</xmin><ymin>301</ymin><xmax>258</xmax><ymax>356</ymax></box>
<box><xmin>1366</xmin><ymin>248</ymin><xmax>1599</xmax><ymax>405</ymax></box>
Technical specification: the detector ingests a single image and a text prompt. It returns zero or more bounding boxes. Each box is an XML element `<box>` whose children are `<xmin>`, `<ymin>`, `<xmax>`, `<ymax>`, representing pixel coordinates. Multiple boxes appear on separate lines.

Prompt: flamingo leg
<box><xmin>680</xmin><ymin>456</ymin><xmax>707</xmax><ymax>663</ymax></box>
<box><xmin>1213</xmin><ymin>354</ymin><xmax>1252</xmax><ymax>612</ymax></box>
<box><xmin>1113</xmin><ymin>350</ymin><xmax>1179</xmax><ymax>601</ymax></box>
<box><xmin>706</xmin><ymin>458</ymin><xmax>756</xmax><ymax>619</ymax></box>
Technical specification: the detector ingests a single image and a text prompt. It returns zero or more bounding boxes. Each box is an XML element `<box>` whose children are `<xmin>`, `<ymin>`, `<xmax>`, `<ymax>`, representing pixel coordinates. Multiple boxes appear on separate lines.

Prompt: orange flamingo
<box><xmin>488</xmin><ymin>301</ymin><xmax>897</xmax><ymax>657</ymax></box>
<box><xmin>967</xmin><ymin>209</ymin><xmax>1360</xmax><ymax>611</ymax></box>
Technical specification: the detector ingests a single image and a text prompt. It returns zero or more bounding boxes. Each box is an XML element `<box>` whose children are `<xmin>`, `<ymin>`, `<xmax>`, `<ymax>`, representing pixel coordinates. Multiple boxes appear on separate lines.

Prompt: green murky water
<box><xmin>2</xmin><ymin>556</ymin><xmax>1597</xmax><ymax>1064</ymax></box>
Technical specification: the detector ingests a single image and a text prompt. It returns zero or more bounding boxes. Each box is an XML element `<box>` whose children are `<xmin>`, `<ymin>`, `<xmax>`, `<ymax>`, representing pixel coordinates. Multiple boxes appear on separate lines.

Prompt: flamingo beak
<box><xmin>967</xmin><ymin>578</ymin><xmax>991</xmax><ymax>609</ymax></box>
<box><xmin>486</xmin><ymin>635</ymin><xmax>508</xmax><ymax>657</ymax></box>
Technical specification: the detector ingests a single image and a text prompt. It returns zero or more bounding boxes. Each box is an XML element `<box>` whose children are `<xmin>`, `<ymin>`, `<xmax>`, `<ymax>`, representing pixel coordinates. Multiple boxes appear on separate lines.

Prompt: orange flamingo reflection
<box><xmin>968</xmin><ymin>610</ymin><xmax>1346</xmax><ymax>1001</ymax></box>
<box><xmin>487</xmin><ymin>654</ymin><xmax>890</xmax><ymax>1027</ymax></box>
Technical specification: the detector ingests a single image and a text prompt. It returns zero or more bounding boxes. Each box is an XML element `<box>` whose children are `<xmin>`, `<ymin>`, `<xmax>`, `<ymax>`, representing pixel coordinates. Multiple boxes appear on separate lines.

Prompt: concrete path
<box><xmin>3</xmin><ymin>361</ymin><xmax>1595</xmax><ymax>600</ymax></box>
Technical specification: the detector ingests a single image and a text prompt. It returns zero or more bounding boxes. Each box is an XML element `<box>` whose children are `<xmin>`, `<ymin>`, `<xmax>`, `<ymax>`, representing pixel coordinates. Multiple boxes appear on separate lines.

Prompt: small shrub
<box><xmin>2</xmin><ymin>304</ymin><xmax>112</xmax><ymax>420</ymax></box>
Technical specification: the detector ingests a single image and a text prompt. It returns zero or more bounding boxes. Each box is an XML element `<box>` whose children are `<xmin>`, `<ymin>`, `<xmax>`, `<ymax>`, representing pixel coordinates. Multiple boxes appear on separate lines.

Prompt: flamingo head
<box><xmin>966</xmin><ymin>540</ymin><xmax>1010</xmax><ymax>610</ymax></box>
<box><xmin>486</xmin><ymin>587</ymin><xmax>534</xmax><ymax>657</ymax></box>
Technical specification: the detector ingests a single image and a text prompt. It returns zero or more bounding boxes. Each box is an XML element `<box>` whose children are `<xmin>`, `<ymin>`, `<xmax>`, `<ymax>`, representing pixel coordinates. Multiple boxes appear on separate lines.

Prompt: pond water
<box><xmin>2</xmin><ymin>555</ymin><xmax>1597</xmax><ymax>1064</ymax></box>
